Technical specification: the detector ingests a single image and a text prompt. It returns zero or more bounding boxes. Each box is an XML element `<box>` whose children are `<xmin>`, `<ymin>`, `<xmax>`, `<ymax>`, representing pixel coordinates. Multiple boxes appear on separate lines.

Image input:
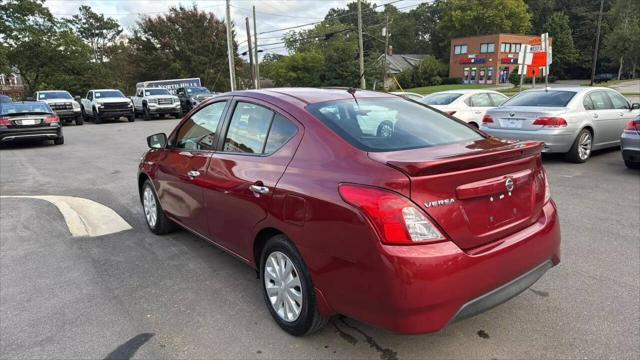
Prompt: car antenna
<box><xmin>347</xmin><ymin>69</ymin><xmax>367</xmax><ymax>106</ymax></box>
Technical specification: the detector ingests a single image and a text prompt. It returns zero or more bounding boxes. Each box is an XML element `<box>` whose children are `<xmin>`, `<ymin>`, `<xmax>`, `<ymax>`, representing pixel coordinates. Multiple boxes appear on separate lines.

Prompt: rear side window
<box><xmin>583</xmin><ymin>95</ymin><xmax>595</xmax><ymax>110</ymax></box>
<box><xmin>175</xmin><ymin>101</ymin><xmax>227</xmax><ymax>150</ymax></box>
<box><xmin>264</xmin><ymin>114</ymin><xmax>298</xmax><ymax>154</ymax></box>
<box><xmin>607</xmin><ymin>91</ymin><xmax>629</xmax><ymax>109</ymax></box>
<box><xmin>467</xmin><ymin>93</ymin><xmax>492</xmax><ymax>107</ymax></box>
<box><xmin>503</xmin><ymin>91</ymin><xmax>576</xmax><ymax>107</ymax></box>
<box><xmin>307</xmin><ymin>98</ymin><xmax>483</xmax><ymax>152</ymax></box>
<box><xmin>489</xmin><ymin>93</ymin><xmax>508</xmax><ymax>106</ymax></box>
<box><xmin>587</xmin><ymin>91</ymin><xmax>613</xmax><ymax>110</ymax></box>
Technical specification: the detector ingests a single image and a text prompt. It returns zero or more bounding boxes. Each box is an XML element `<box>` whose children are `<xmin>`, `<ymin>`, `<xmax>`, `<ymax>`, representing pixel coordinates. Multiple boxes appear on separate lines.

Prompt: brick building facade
<box><xmin>449</xmin><ymin>34</ymin><xmax>545</xmax><ymax>85</ymax></box>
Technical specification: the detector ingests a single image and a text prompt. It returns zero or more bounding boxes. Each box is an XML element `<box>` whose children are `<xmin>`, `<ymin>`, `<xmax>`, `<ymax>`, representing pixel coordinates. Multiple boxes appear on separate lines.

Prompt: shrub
<box><xmin>440</xmin><ymin>77</ymin><xmax>463</xmax><ymax>84</ymax></box>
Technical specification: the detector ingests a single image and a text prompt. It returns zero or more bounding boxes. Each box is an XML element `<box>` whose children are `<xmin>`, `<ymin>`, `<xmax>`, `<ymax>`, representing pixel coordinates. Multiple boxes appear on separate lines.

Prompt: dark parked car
<box><xmin>0</xmin><ymin>101</ymin><xmax>63</xmax><ymax>145</ymax></box>
<box><xmin>138</xmin><ymin>88</ymin><xmax>561</xmax><ymax>336</ymax></box>
<box><xmin>593</xmin><ymin>73</ymin><xmax>616</xmax><ymax>83</ymax></box>
<box><xmin>621</xmin><ymin>114</ymin><xmax>640</xmax><ymax>169</ymax></box>
<box><xmin>176</xmin><ymin>86</ymin><xmax>216</xmax><ymax>113</ymax></box>
<box><xmin>0</xmin><ymin>95</ymin><xmax>12</xmax><ymax>103</ymax></box>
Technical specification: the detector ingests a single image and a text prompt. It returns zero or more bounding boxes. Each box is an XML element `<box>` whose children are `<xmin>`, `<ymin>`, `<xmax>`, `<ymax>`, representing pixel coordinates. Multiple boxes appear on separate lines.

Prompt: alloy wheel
<box><xmin>578</xmin><ymin>132</ymin><xmax>592</xmax><ymax>160</ymax></box>
<box><xmin>264</xmin><ymin>251</ymin><xmax>303</xmax><ymax>322</ymax></box>
<box><xmin>143</xmin><ymin>186</ymin><xmax>158</xmax><ymax>228</ymax></box>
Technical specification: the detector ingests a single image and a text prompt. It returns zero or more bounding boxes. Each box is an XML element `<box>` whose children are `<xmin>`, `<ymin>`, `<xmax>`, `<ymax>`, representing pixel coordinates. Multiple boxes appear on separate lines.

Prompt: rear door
<box><xmin>155</xmin><ymin>100</ymin><xmax>228</xmax><ymax>231</ymax></box>
<box><xmin>606</xmin><ymin>91</ymin><xmax>634</xmax><ymax>140</ymax></box>
<box><xmin>203</xmin><ymin>99</ymin><xmax>301</xmax><ymax>260</ymax></box>
<box><xmin>466</xmin><ymin>93</ymin><xmax>494</xmax><ymax>123</ymax></box>
<box><xmin>585</xmin><ymin>90</ymin><xmax>617</xmax><ymax>144</ymax></box>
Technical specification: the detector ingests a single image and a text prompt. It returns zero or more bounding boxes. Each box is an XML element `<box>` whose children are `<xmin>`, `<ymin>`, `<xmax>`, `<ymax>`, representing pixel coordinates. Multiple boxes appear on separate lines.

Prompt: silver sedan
<box><xmin>621</xmin><ymin>114</ymin><xmax>640</xmax><ymax>169</ymax></box>
<box><xmin>481</xmin><ymin>87</ymin><xmax>640</xmax><ymax>162</ymax></box>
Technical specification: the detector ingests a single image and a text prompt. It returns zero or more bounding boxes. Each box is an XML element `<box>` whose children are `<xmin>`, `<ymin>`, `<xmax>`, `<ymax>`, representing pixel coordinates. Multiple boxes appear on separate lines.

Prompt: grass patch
<box><xmin>406</xmin><ymin>84</ymin><xmax>504</xmax><ymax>95</ymax></box>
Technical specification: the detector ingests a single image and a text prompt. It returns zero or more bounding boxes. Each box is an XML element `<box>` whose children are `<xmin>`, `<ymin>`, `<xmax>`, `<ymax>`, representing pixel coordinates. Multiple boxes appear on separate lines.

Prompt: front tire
<box><xmin>53</xmin><ymin>136</ymin><xmax>64</xmax><ymax>145</ymax></box>
<box><xmin>565</xmin><ymin>128</ymin><xmax>592</xmax><ymax>163</ymax></box>
<box><xmin>127</xmin><ymin>115</ymin><xmax>135</xmax><ymax>122</ymax></box>
<box><xmin>376</xmin><ymin>121</ymin><xmax>394</xmax><ymax>137</ymax></box>
<box><xmin>75</xmin><ymin>115</ymin><xmax>84</xmax><ymax>126</ymax></box>
<box><xmin>143</xmin><ymin>105</ymin><xmax>151</xmax><ymax>121</ymax></box>
<box><xmin>93</xmin><ymin>107</ymin><xmax>102</xmax><ymax>124</ymax></box>
<box><xmin>625</xmin><ymin>159</ymin><xmax>640</xmax><ymax>169</ymax></box>
<box><xmin>260</xmin><ymin>235</ymin><xmax>328</xmax><ymax>336</ymax></box>
<box><xmin>141</xmin><ymin>180</ymin><xmax>175</xmax><ymax>235</ymax></box>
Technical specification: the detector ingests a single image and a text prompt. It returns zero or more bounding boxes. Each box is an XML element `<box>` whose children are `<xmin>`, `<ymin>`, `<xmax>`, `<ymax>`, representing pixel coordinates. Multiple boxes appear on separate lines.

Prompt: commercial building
<box><xmin>449</xmin><ymin>34</ymin><xmax>547</xmax><ymax>84</ymax></box>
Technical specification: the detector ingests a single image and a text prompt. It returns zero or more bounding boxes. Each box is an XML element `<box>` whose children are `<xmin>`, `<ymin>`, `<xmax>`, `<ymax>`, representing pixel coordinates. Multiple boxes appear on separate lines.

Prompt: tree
<box><xmin>543</xmin><ymin>12</ymin><xmax>579</xmax><ymax>79</ymax></box>
<box><xmin>438</xmin><ymin>0</ymin><xmax>532</xmax><ymax>38</ymax></box>
<box><xmin>68</xmin><ymin>5</ymin><xmax>122</xmax><ymax>63</ymax></box>
<box><xmin>266</xmin><ymin>52</ymin><xmax>325</xmax><ymax>87</ymax></box>
<box><xmin>129</xmin><ymin>4</ymin><xmax>238</xmax><ymax>91</ymax></box>
<box><xmin>603</xmin><ymin>0</ymin><xmax>640</xmax><ymax>79</ymax></box>
<box><xmin>526</xmin><ymin>0</ymin><xmax>556</xmax><ymax>34</ymax></box>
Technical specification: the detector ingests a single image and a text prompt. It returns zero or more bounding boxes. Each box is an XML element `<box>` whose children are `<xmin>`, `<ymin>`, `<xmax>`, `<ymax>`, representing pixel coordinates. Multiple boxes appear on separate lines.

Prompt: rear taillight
<box><xmin>446</xmin><ymin>111</ymin><xmax>457</xmax><ymax>116</ymax></box>
<box><xmin>482</xmin><ymin>115</ymin><xmax>494</xmax><ymax>123</ymax></box>
<box><xmin>45</xmin><ymin>115</ymin><xmax>60</xmax><ymax>124</ymax></box>
<box><xmin>0</xmin><ymin>117</ymin><xmax>11</xmax><ymax>126</ymax></box>
<box><xmin>542</xmin><ymin>168</ymin><xmax>551</xmax><ymax>204</ymax></box>
<box><xmin>533</xmin><ymin>117</ymin><xmax>567</xmax><ymax>127</ymax></box>
<box><xmin>338</xmin><ymin>184</ymin><xmax>446</xmax><ymax>245</ymax></box>
<box><xmin>623</xmin><ymin>120</ymin><xmax>640</xmax><ymax>134</ymax></box>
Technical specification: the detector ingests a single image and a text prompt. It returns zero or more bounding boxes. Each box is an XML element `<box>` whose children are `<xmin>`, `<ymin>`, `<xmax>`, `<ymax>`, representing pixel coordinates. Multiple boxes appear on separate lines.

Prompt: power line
<box><xmin>230</xmin><ymin>4</ymin><xmax>324</xmax><ymax>20</ymax></box>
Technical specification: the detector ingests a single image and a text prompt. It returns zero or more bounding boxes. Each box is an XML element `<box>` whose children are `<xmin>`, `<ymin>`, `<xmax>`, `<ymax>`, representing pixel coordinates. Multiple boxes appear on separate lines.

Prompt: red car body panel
<box><xmin>139</xmin><ymin>88</ymin><xmax>561</xmax><ymax>334</ymax></box>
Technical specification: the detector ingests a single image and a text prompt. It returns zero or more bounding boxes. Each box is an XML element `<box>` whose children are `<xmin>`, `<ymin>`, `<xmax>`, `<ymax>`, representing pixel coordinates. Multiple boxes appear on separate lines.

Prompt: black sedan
<box><xmin>0</xmin><ymin>101</ymin><xmax>64</xmax><ymax>145</ymax></box>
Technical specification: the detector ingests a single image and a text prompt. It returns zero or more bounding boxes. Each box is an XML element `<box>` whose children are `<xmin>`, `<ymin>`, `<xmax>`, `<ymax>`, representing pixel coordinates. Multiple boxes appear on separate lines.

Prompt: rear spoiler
<box><xmin>386</xmin><ymin>141</ymin><xmax>544</xmax><ymax>176</ymax></box>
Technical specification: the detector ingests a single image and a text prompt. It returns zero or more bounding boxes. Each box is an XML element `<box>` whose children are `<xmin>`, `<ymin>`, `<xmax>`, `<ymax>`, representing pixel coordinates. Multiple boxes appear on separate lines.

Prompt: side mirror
<box><xmin>147</xmin><ymin>133</ymin><xmax>167</xmax><ymax>149</ymax></box>
<box><xmin>631</xmin><ymin>103</ymin><xmax>640</xmax><ymax>110</ymax></box>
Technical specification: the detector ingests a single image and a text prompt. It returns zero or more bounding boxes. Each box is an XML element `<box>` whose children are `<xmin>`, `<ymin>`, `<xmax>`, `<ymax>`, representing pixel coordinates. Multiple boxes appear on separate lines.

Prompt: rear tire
<box><xmin>625</xmin><ymin>159</ymin><xmax>640</xmax><ymax>169</ymax></box>
<box><xmin>53</xmin><ymin>136</ymin><xmax>64</xmax><ymax>145</ymax></box>
<box><xmin>260</xmin><ymin>234</ymin><xmax>328</xmax><ymax>336</ymax></box>
<box><xmin>565</xmin><ymin>128</ymin><xmax>592</xmax><ymax>163</ymax></box>
<box><xmin>127</xmin><ymin>115</ymin><xmax>135</xmax><ymax>122</ymax></box>
<box><xmin>174</xmin><ymin>111</ymin><xmax>183</xmax><ymax>119</ymax></box>
<box><xmin>376</xmin><ymin>121</ymin><xmax>394</xmax><ymax>137</ymax></box>
<box><xmin>141</xmin><ymin>180</ymin><xmax>176</xmax><ymax>235</ymax></box>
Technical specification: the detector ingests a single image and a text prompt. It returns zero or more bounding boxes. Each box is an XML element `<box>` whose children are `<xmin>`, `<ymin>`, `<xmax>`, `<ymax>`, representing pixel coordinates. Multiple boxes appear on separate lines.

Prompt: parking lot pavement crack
<box><xmin>0</xmin><ymin>195</ymin><xmax>132</xmax><ymax>237</ymax></box>
<box><xmin>336</xmin><ymin>316</ymin><xmax>399</xmax><ymax>360</ymax></box>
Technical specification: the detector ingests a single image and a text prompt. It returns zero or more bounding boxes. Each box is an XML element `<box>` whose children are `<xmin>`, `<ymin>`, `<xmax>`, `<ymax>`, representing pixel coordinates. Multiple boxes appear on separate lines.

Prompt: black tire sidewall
<box><xmin>260</xmin><ymin>235</ymin><xmax>317</xmax><ymax>336</ymax></box>
<box><xmin>566</xmin><ymin>129</ymin><xmax>591</xmax><ymax>163</ymax></box>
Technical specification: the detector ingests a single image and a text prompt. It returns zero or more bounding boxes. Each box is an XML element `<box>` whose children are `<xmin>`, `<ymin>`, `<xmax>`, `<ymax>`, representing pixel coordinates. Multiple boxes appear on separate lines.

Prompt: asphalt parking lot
<box><xmin>1</xmin><ymin>118</ymin><xmax>638</xmax><ymax>359</ymax></box>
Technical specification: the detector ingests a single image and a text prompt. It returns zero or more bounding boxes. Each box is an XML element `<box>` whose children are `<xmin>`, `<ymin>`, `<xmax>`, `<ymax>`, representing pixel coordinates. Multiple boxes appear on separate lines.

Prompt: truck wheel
<box><xmin>565</xmin><ymin>128</ymin><xmax>592</xmax><ymax>163</ymax></box>
<box><xmin>54</xmin><ymin>136</ymin><xmax>64</xmax><ymax>145</ymax></box>
<box><xmin>75</xmin><ymin>115</ymin><xmax>84</xmax><ymax>126</ymax></box>
<box><xmin>143</xmin><ymin>105</ymin><xmax>151</xmax><ymax>121</ymax></box>
<box><xmin>93</xmin><ymin>107</ymin><xmax>102</xmax><ymax>124</ymax></box>
<box><xmin>174</xmin><ymin>111</ymin><xmax>183</xmax><ymax>119</ymax></box>
<box><xmin>128</xmin><ymin>115</ymin><xmax>135</xmax><ymax>122</ymax></box>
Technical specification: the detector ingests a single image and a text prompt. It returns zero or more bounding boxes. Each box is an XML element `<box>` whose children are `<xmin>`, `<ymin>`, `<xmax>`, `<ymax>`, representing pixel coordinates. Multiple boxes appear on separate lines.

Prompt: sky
<box><xmin>43</xmin><ymin>0</ymin><xmax>425</xmax><ymax>57</ymax></box>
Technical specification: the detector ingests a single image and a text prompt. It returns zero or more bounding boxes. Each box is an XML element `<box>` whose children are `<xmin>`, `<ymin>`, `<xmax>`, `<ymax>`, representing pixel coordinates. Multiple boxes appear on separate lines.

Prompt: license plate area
<box><xmin>499</xmin><ymin>118</ymin><xmax>525</xmax><ymax>129</ymax></box>
<box><xmin>15</xmin><ymin>119</ymin><xmax>41</xmax><ymax>126</ymax></box>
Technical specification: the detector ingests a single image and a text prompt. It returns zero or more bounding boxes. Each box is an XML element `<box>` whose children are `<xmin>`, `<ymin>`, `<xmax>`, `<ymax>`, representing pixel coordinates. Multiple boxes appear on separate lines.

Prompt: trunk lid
<box><xmin>4</xmin><ymin>114</ymin><xmax>51</xmax><ymax>128</ymax></box>
<box><xmin>484</xmin><ymin>106</ymin><xmax>568</xmax><ymax>131</ymax></box>
<box><xmin>368</xmin><ymin>138</ymin><xmax>547</xmax><ymax>250</ymax></box>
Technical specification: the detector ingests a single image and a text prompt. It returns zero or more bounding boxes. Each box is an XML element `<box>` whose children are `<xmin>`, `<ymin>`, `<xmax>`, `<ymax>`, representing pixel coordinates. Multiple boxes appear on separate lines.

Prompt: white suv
<box><xmin>80</xmin><ymin>89</ymin><xmax>134</xmax><ymax>124</ymax></box>
<box><xmin>132</xmin><ymin>87</ymin><xmax>181</xmax><ymax>120</ymax></box>
<box><xmin>35</xmin><ymin>90</ymin><xmax>83</xmax><ymax>125</ymax></box>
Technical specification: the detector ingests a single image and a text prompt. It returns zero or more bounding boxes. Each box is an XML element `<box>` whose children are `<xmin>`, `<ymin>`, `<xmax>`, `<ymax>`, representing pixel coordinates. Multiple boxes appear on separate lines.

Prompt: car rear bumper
<box><xmin>482</xmin><ymin>127</ymin><xmax>574</xmax><ymax>153</ymax></box>
<box><xmin>621</xmin><ymin>134</ymin><xmax>640</xmax><ymax>163</ymax></box>
<box><xmin>329</xmin><ymin>201</ymin><xmax>561</xmax><ymax>334</ymax></box>
<box><xmin>0</xmin><ymin>127</ymin><xmax>63</xmax><ymax>142</ymax></box>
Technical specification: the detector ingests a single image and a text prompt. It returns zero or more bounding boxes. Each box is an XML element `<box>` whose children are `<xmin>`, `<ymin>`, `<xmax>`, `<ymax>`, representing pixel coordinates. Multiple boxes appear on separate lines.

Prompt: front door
<box><xmin>155</xmin><ymin>100</ymin><xmax>228</xmax><ymax>232</ymax></box>
<box><xmin>203</xmin><ymin>99</ymin><xmax>301</xmax><ymax>260</ymax></box>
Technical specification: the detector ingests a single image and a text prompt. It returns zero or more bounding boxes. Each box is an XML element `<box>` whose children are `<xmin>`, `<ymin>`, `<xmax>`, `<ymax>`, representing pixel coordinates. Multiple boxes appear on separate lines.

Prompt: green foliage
<box><xmin>266</xmin><ymin>52</ymin><xmax>325</xmax><ymax>87</ymax></box>
<box><xmin>67</xmin><ymin>5</ymin><xmax>123</xmax><ymax>63</ymax></box>
<box><xmin>603</xmin><ymin>0</ymin><xmax>640</xmax><ymax>78</ymax></box>
<box><xmin>543</xmin><ymin>12</ymin><xmax>579</xmax><ymax>79</ymax></box>
<box><xmin>397</xmin><ymin>57</ymin><xmax>448</xmax><ymax>88</ymax></box>
<box><xmin>438</xmin><ymin>0</ymin><xmax>532</xmax><ymax>38</ymax></box>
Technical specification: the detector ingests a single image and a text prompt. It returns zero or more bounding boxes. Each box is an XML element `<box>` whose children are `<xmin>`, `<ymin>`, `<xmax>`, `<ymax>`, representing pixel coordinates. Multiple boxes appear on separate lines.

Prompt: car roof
<box><xmin>37</xmin><ymin>90</ymin><xmax>69</xmax><ymax>93</ymax></box>
<box><xmin>230</xmin><ymin>87</ymin><xmax>395</xmax><ymax>105</ymax></box>
<box><xmin>92</xmin><ymin>89</ymin><xmax>120</xmax><ymax>92</ymax></box>
<box><xmin>141</xmin><ymin>87</ymin><xmax>168</xmax><ymax>90</ymax></box>
<box><xmin>427</xmin><ymin>89</ymin><xmax>503</xmax><ymax>95</ymax></box>
<box><xmin>522</xmin><ymin>86</ymin><xmax>611</xmax><ymax>93</ymax></box>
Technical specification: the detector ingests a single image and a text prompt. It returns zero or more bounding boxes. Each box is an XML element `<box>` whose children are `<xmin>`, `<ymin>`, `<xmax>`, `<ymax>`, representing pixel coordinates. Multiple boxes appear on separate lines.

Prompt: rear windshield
<box><xmin>38</xmin><ymin>92</ymin><xmax>72</xmax><ymax>100</ymax></box>
<box><xmin>95</xmin><ymin>90</ymin><xmax>125</xmax><ymax>98</ymax></box>
<box><xmin>307</xmin><ymin>98</ymin><xmax>483</xmax><ymax>152</ymax></box>
<box><xmin>420</xmin><ymin>93</ymin><xmax>462</xmax><ymax>105</ymax></box>
<box><xmin>503</xmin><ymin>90</ymin><xmax>576</xmax><ymax>107</ymax></box>
<box><xmin>144</xmin><ymin>88</ymin><xmax>170</xmax><ymax>96</ymax></box>
<box><xmin>1</xmin><ymin>102</ymin><xmax>51</xmax><ymax>116</ymax></box>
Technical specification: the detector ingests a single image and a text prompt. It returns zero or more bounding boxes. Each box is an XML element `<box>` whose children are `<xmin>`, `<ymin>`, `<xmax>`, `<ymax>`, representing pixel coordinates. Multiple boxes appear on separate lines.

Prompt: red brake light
<box><xmin>482</xmin><ymin>115</ymin><xmax>494</xmax><ymax>123</ymax></box>
<box><xmin>338</xmin><ymin>185</ymin><xmax>446</xmax><ymax>245</ymax></box>
<box><xmin>0</xmin><ymin>117</ymin><xmax>11</xmax><ymax>126</ymax></box>
<box><xmin>446</xmin><ymin>111</ymin><xmax>457</xmax><ymax>116</ymax></box>
<box><xmin>45</xmin><ymin>115</ymin><xmax>60</xmax><ymax>124</ymax></box>
<box><xmin>532</xmin><ymin>117</ymin><xmax>567</xmax><ymax>127</ymax></box>
<box><xmin>624</xmin><ymin>120</ymin><xmax>640</xmax><ymax>133</ymax></box>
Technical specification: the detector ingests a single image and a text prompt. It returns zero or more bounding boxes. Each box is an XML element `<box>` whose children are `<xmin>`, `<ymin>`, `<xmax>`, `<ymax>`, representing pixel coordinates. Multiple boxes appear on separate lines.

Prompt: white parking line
<box><xmin>0</xmin><ymin>195</ymin><xmax>132</xmax><ymax>237</ymax></box>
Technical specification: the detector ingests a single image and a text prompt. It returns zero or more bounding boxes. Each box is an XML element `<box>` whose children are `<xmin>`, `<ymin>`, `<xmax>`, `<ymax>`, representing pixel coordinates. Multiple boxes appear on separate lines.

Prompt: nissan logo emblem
<box><xmin>509</xmin><ymin>112</ymin><xmax>515</xmax><ymax>117</ymax></box>
<box><xmin>505</xmin><ymin>178</ymin><xmax>514</xmax><ymax>192</ymax></box>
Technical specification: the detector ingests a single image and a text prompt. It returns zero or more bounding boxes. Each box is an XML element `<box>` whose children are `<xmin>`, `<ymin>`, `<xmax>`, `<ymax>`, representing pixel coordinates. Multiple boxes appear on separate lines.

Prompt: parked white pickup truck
<box><xmin>80</xmin><ymin>89</ymin><xmax>134</xmax><ymax>124</ymax></box>
<box><xmin>131</xmin><ymin>87</ymin><xmax>182</xmax><ymax>120</ymax></box>
<box><xmin>35</xmin><ymin>90</ymin><xmax>83</xmax><ymax>125</ymax></box>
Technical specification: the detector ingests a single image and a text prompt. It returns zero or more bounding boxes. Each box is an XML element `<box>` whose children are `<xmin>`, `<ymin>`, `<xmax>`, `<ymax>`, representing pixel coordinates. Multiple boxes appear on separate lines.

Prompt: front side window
<box><xmin>307</xmin><ymin>98</ymin><xmax>483</xmax><ymax>152</ymax></box>
<box><xmin>174</xmin><ymin>101</ymin><xmax>227</xmax><ymax>150</ymax></box>
<box><xmin>87</xmin><ymin>92</ymin><xmax>93</xmax><ymax>100</ymax></box>
<box><xmin>223</xmin><ymin>102</ymin><xmax>274</xmax><ymax>154</ymax></box>
<box><xmin>607</xmin><ymin>91</ymin><xmax>629</xmax><ymax>109</ymax></box>
<box><xmin>503</xmin><ymin>91</ymin><xmax>576</xmax><ymax>107</ymax></box>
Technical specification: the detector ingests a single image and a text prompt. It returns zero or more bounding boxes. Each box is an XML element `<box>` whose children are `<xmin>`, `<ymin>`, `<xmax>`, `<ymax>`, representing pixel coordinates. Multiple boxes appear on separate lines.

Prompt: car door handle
<box><xmin>249</xmin><ymin>184</ymin><xmax>270</xmax><ymax>195</ymax></box>
<box><xmin>187</xmin><ymin>170</ymin><xmax>200</xmax><ymax>178</ymax></box>
<box><xmin>592</xmin><ymin>113</ymin><xmax>599</xmax><ymax>119</ymax></box>
<box><xmin>179</xmin><ymin>151</ymin><xmax>194</xmax><ymax>157</ymax></box>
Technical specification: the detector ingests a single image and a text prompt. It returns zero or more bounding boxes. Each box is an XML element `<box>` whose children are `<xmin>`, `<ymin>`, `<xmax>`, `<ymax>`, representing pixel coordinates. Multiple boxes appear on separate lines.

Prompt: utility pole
<box><xmin>383</xmin><ymin>15</ymin><xmax>389</xmax><ymax>91</ymax></box>
<box><xmin>357</xmin><ymin>0</ymin><xmax>365</xmax><ymax>89</ymax></box>
<box><xmin>225</xmin><ymin>0</ymin><xmax>236</xmax><ymax>91</ymax></box>
<box><xmin>253</xmin><ymin>6</ymin><xmax>260</xmax><ymax>89</ymax></box>
<box><xmin>245</xmin><ymin>17</ymin><xmax>255</xmax><ymax>89</ymax></box>
<box><xmin>519</xmin><ymin>44</ymin><xmax>528</xmax><ymax>93</ymax></box>
<box><xmin>590</xmin><ymin>0</ymin><xmax>605</xmax><ymax>86</ymax></box>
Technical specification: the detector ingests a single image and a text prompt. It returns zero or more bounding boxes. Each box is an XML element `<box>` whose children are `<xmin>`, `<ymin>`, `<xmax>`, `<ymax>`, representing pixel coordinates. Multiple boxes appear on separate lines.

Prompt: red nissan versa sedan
<box><xmin>138</xmin><ymin>88</ymin><xmax>561</xmax><ymax>336</ymax></box>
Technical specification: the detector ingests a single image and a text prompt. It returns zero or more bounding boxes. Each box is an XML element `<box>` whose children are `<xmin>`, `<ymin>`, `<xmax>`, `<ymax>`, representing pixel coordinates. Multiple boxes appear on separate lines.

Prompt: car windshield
<box><xmin>144</xmin><ymin>88</ymin><xmax>170</xmax><ymax>96</ymax></box>
<box><xmin>307</xmin><ymin>98</ymin><xmax>483</xmax><ymax>152</ymax></box>
<box><xmin>95</xmin><ymin>90</ymin><xmax>125</xmax><ymax>98</ymax></box>
<box><xmin>186</xmin><ymin>87</ymin><xmax>209</xmax><ymax>94</ymax></box>
<box><xmin>1</xmin><ymin>102</ymin><xmax>51</xmax><ymax>116</ymax></box>
<box><xmin>503</xmin><ymin>90</ymin><xmax>576</xmax><ymax>107</ymax></box>
<box><xmin>420</xmin><ymin>93</ymin><xmax>463</xmax><ymax>105</ymax></box>
<box><xmin>38</xmin><ymin>92</ymin><xmax>72</xmax><ymax>100</ymax></box>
